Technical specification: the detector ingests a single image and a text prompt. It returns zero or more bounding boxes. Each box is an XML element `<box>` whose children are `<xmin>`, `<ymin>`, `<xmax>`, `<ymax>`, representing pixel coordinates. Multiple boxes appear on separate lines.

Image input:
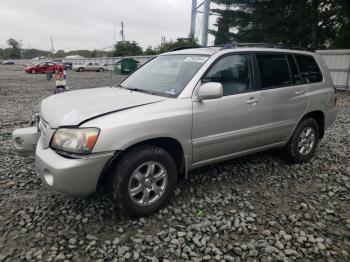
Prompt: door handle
<box><xmin>246</xmin><ymin>97</ymin><xmax>259</xmax><ymax>105</ymax></box>
<box><xmin>295</xmin><ymin>89</ymin><xmax>305</xmax><ymax>95</ymax></box>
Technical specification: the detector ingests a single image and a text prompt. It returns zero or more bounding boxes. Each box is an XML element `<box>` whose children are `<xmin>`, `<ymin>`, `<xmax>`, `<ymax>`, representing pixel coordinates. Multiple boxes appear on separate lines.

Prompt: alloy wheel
<box><xmin>298</xmin><ymin>127</ymin><xmax>315</xmax><ymax>155</ymax></box>
<box><xmin>128</xmin><ymin>161</ymin><xmax>168</xmax><ymax>206</ymax></box>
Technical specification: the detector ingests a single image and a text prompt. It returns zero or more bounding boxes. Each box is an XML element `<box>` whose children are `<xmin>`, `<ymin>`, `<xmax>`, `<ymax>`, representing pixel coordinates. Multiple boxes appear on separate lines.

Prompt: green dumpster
<box><xmin>114</xmin><ymin>58</ymin><xmax>139</xmax><ymax>75</ymax></box>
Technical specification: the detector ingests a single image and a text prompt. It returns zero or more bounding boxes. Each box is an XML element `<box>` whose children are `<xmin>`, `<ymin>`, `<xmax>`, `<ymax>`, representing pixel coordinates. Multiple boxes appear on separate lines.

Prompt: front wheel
<box><xmin>98</xmin><ymin>68</ymin><xmax>104</xmax><ymax>72</ymax></box>
<box><xmin>78</xmin><ymin>67</ymin><xmax>84</xmax><ymax>72</ymax></box>
<box><xmin>109</xmin><ymin>145</ymin><xmax>177</xmax><ymax>217</ymax></box>
<box><xmin>31</xmin><ymin>69</ymin><xmax>36</xmax><ymax>74</ymax></box>
<box><xmin>285</xmin><ymin>118</ymin><xmax>319</xmax><ymax>163</ymax></box>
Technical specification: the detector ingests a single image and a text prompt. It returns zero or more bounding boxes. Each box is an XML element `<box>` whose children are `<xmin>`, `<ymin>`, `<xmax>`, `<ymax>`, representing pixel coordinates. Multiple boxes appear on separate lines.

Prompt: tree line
<box><xmin>210</xmin><ymin>0</ymin><xmax>350</xmax><ymax>49</ymax></box>
<box><xmin>0</xmin><ymin>38</ymin><xmax>198</xmax><ymax>60</ymax></box>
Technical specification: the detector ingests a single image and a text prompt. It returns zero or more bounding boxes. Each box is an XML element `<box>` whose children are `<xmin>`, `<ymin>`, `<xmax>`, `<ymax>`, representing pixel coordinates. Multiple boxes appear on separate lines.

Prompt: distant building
<box><xmin>64</xmin><ymin>55</ymin><xmax>85</xmax><ymax>59</ymax></box>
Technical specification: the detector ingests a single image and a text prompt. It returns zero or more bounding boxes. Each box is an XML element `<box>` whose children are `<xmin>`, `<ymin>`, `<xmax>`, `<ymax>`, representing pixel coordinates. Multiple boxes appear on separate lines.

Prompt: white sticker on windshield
<box><xmin>184</xmin><ymin>56</ymin><xmax>208</xmax><ymax>63</ymax></box>
<box><xmin>166</xmin><ymin>88</ymin><xmax>177</xmax><ymax>95</ymax></box>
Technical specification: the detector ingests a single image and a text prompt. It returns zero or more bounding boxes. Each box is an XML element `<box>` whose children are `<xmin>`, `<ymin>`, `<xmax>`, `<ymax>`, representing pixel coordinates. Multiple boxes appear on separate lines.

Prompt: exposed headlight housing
<box><xmin>51</xmin><ymin>128</ymin><xmax>100</xmax><ymax>154</ymax></box>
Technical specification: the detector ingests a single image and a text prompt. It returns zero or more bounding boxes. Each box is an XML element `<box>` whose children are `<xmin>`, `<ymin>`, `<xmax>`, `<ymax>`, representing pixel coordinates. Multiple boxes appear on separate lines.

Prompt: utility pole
<box><xmin>190</xmin><ymin>0</ymin><xmax>197</xmax><ymax>40</ymax></box>
<box><xmin>19</xmin><ymin>40</ymin><xmax>23</xmax><ymax>59</ymax></box>
<box><xmin>120</xmin><ymin>21</ymin><xmax>125</xmax><ymax>42</ymax></box>
<box><xmin>50</xmin><ymin>36</ymin><xmax>55</xmax><ymax>56</ymax></box>
<box><xmin>114</xmin><ymin>28</ymin><xmax>116</xmax><ymax>45</ymax></box>
<box><xmin>190</xmin><ymin>0</ymin><xmax>211</xmax><ymax>46</ymax></box>
<box><xmin>201</xmin><ymin>0</ymin><xmax>211</xmax><ymax>46</ymax></box>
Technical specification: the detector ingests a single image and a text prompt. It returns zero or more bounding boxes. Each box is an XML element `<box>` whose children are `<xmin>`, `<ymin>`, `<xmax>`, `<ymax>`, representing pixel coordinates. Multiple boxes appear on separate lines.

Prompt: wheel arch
<box><xmin>290</xmin><ymin>110</ymin><xmax>325</xmax><ymax>141</ymax></box>
<box><xmin>97</xmin><ymin>137</ymin><xmax>186</xmax><ymax>190</ymax></box>
<box><xmin>301</xmin><ymin>110</ymin><xmax>325</xmax><ymax>139</ymax></box>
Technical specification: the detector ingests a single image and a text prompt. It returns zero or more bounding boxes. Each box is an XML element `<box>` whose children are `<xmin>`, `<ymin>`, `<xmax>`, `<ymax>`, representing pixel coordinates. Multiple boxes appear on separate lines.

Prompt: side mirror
<box><xmin>196</xmin><ymin>82</ymin><xmax>223</xmax><ymax>101</ymax></box>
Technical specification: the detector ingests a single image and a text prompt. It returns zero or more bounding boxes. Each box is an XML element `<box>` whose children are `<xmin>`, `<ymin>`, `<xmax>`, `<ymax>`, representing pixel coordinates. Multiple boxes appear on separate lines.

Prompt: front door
<box><xmin>192</xmin><ymin>53</ymin><xmax>262</xmax><ymax>165</ymax></box>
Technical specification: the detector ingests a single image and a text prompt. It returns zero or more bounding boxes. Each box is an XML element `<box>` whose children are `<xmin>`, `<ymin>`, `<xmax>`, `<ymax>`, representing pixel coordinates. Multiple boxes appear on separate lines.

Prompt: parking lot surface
<box><xmin>0</xmin><ymin>65</ymin><xmax>349</xmax><ymax>261</ymax></box>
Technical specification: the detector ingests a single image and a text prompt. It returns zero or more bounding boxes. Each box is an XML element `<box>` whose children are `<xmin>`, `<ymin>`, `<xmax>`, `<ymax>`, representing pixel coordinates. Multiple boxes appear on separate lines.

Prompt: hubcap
<box><xmin>128</xmin><ymin>161</ymin><xmax>168</xmax><ymax>206</ymax></box>
<box><xmin>298</xmin><ymin>127</ymin><xmax>315</xmax><ymax>155</ymax></box>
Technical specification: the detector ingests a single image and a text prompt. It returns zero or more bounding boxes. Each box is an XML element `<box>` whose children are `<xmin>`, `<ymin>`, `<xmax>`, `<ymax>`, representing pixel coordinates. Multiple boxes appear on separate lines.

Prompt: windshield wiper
<box><xmin>116</xmin><ymin>85</ymin><xmax>169</xmax><ymax>97</ymax></box>
<box><xmin>124</xmin><ymin>87</ymin><xmax>157</xmax><ymax>95</ymax></box>
<box><xmin>125</xmin><ymin>87</ymin><xmax>141</xmax><ymax>91</ymax></box>
<box><xmin>115</xmin><ymin>84</ymin><xmax>143</xmax><ymax>92</ymax></box>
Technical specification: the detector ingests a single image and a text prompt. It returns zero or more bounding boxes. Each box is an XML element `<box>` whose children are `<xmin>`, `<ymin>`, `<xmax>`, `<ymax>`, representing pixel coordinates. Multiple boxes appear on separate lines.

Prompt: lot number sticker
<box><xmin>184</xmin><ymin>56</ymin><xmax>208</xmax><ymax>63</ymax></box>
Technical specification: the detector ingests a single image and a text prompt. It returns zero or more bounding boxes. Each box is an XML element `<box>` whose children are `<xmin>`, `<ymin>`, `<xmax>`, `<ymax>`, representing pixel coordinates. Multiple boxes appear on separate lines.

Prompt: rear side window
<box><xmin>256</xmin><ymin>53</ymin><xmax>291</xmax><ymax>89</ymax></box>
<box><xmin>295</xmin><ymin>55</ymin><xmax>323</xmax><ymax>83</ymax></box>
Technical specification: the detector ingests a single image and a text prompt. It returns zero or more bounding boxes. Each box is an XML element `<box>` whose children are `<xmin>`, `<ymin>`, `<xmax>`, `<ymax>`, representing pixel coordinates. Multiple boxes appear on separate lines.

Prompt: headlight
<box><xmin>51</xmin><ymin>128</ymin><xmax>100</xmax><ymax>154</ymax></box>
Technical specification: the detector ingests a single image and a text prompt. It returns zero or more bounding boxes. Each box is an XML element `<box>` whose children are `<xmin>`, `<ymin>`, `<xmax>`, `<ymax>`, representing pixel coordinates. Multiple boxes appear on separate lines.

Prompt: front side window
<box><xmin>120</xmin><ymin>55</ymin><xmax>208</xmax><ymax>97</ymax></box>
<box><xmin>295</xmin><ymin>55</ymin><xmax>323</xmax><ymax>83</ymax></box>
<box><xmin>203</xmin><ymin>54</ymin><xmax>252</xmax><ymax>96</ymax></box>
<box><xmin>256</xmin><ymin>53</ymin><xmax>291</xmax><ymax>89</ymax></box>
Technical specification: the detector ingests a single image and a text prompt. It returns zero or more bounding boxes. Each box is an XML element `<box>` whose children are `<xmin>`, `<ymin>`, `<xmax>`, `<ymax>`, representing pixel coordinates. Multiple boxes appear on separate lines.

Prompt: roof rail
<box><xmin>169</xmin><ymin>46</ymin><xmax>201</xmax><ymax>52</ymax></box>
<box><xmin>220</xmin><ymin>42</ymin><xmax>286</xmax><ymax>50</ymax></box>
<box><xmin>219</xmin><ymin>42</ymin><xmax>315</xmax><ymax>52</ymax></box>
<box><xmin>288</xmin><ymin>46</ymin><xmax>315</xmax><ymax>52</ymax></box>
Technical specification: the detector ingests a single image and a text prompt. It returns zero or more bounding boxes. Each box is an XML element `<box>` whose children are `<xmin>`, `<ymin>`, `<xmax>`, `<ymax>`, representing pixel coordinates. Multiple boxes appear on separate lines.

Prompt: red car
<box><xmin>25</xmin><ymin>62</ymin><xmax>64</xmax><ymax>74</ymax></box>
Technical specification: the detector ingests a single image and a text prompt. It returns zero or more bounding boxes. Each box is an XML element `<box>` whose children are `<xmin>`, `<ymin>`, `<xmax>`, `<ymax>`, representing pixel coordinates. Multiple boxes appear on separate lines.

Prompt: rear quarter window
<box><xmin>295</xmin><ymin>54</ymin><xmax>323</xmax><ymax>83</ymax></box>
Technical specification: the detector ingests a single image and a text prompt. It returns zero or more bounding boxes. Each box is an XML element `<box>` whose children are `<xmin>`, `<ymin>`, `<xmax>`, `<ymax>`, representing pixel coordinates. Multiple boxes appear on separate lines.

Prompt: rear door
<box><xmin>192</xmin><ymin>53</ymin><xmax>262</xmax><ymax>164</ymax></box>
<box><xmin>255</xmin><ymin>52</ymin><xmax>308</xmax><ymax>147</ymax></box>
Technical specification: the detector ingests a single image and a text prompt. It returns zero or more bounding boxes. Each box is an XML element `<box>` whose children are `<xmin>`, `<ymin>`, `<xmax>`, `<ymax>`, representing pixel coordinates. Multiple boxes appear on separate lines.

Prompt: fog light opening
<box><xmin>14</xmin><ymin>137</ymin><xmax>24</xmax><ymax>148</ymax></box>
<box><xmin>43</xmin><ymin>172</ymin><xmax>54</xmax><ymax>186</ymax></box>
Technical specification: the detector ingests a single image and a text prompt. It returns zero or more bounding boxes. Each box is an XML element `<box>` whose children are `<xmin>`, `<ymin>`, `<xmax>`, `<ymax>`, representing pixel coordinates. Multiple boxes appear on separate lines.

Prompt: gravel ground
<box><xmin>0</xmin><ymin>64</ymin><xmax>350</xmax><ymax>261</ymax></box>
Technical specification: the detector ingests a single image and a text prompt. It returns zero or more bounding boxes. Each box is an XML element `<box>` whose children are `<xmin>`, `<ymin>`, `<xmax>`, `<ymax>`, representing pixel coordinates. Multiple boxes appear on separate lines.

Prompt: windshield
<box><xmin>120</xmin><ymin>54</ymin><xmax>209</xmax><ymax>97</ymax></box>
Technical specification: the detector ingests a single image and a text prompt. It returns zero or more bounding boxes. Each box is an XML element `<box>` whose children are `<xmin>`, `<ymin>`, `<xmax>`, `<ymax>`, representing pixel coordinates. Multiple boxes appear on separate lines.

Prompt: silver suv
<box><xmin>12</xmin><ymin>46</ymin><xmax>337</xmax><ymax>216</ymax></box>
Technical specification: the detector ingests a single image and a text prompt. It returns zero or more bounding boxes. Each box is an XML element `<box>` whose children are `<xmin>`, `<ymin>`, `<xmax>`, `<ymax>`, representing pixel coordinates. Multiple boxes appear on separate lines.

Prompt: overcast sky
<box><xmin>0</xmin><ymin>0</ymin><xmax>217</xmax><ymax>51</ymax></box>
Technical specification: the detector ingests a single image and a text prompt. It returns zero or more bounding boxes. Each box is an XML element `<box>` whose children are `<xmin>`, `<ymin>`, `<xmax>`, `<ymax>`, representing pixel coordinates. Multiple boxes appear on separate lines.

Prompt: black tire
<box><xmin>98</xmin><ymin>68</ymin><xmax>104</xmax><ymax>72</ymax></box>
<box><xmin>285</xmin><ymin>118</ymin><xmax>319</xmax><ymax>163</ymax></box>
<box><xmin>78</xmin><ymin>67</ymin><xmax>84</xmax><ymax>72</ymax></box>
<box><xmin>109</xmin><ymin>145</ymin><xmax>177</xmax><ymax>217</ymax></box>
<box><xmin>31</xmin><ymin>69</ymin><xmax>36</xmax><ymax>74</ymax></box>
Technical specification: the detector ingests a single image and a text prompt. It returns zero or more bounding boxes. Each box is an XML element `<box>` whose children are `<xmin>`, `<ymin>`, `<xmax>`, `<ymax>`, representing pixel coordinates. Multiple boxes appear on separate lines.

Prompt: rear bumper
<box><xmin>35</xmin><ymin>138</ymin><xmax>112</xmax><ymax>195</ymax></box>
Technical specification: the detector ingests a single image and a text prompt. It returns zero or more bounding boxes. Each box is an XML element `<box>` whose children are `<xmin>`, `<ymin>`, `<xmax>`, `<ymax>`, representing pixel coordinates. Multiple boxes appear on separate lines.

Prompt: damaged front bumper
<box><xmin>12</xmin><ymin>113</ymin><xmax>40</xmax><ymax>153</ymax></box>
<box><xmin>12</xmin><ymin>126</ymin><xmax>40</xmax><ymax>153</ymax></box>
<box><xmin>12</xmin><ymin>115</ymin><xmax>113</xmax><ymax>195</ymax></box>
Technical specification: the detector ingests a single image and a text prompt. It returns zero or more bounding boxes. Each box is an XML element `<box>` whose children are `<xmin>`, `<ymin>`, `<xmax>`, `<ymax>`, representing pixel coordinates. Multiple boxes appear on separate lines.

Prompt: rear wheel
<box><xmin>78</xmin><ymin>67</ymin><xmax>84</xmax><ymax>72</ymax></box>
<box><xmin>109</xmin><ymin>145</ymin><xmax>177</xmax><ymax>217</ymax></box>
<box><xmin>285</xmin><ymin>118</ymin><xmax>319</xmax><ymax>163</ymax></box>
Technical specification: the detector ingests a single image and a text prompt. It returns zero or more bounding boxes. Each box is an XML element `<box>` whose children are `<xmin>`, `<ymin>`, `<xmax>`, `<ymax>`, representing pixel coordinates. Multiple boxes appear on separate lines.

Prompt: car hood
<box><xmin>40</xmin><ymin>87</ymin><xmax>167</xmax><ymax>128</ymax></box>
